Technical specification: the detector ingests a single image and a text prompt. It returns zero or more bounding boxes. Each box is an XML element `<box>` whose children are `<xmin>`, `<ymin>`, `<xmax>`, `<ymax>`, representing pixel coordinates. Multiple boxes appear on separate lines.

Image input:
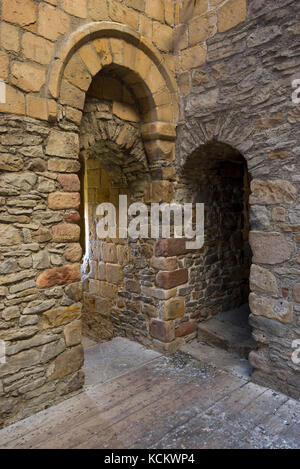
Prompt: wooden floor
<box><xmin>0</xmin><ymin>340</ymin><xmax>299</xmax><ymax>449</ymax></box>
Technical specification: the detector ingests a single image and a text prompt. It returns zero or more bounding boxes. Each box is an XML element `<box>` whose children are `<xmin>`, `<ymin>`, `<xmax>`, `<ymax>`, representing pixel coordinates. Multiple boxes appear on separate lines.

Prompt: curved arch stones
<box><xmin>45</xmin><ymin>21</ymin><xmax>178</xmax><ymax>143</ymax></box>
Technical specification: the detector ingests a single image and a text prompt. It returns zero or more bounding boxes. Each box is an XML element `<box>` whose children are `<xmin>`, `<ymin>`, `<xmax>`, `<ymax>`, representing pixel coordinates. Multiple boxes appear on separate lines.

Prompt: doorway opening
<box><xmin>78</xmin><ymin>70</ymin><xmax>151</xmax><ymax>349</ymax></box>
<box><xmin>178</xmin><ymin>141</ymin><xmax>256</xmax><ymax>359</ymax></box>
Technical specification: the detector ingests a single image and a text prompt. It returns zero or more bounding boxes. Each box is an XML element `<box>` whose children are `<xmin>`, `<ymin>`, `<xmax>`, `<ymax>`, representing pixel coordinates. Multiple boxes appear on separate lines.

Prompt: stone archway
<box><xmin>177</xmin><ymin>140</ymin><xmax>256</xmax><ymax>358</ymax></box>
<box><xmin>42</xmin><ymin>21</ymin><xmax>180</xmax><ymax>347</ymax></box>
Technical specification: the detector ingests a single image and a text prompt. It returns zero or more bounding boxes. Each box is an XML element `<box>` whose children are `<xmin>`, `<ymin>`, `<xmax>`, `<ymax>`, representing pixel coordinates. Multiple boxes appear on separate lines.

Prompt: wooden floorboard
<box><xmin>0</xmin><ymin>346</ymin><xmax>299</xmax><ymax>449</ymax></box>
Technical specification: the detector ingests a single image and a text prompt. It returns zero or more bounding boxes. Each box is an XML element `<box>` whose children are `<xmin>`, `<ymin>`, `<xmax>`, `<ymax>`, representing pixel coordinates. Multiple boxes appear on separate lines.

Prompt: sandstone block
<box><xmin>64</xmin><ymin>211</ymin><xmax>81</xmax><ymax>224</ymax></box>
<box><xmin>60</xmin><ymin>79</ymin><xmax>85</xmax><ymax>110</ymax></box>
<box><xmin>61</xmin><ymin>0</ymin><xmax>87</xmax><ymax>18</ymax></box>
<box><xmin>106</xmin><ymin>264</ymin><xmax>123</xmax><ymax>285</ymax></box>
<box><xmin>161</xmin><ymin>297</ymin><xmax>184</xmax><ymax>320</ymax></box>
<box><xmin>46</xmin><ymin>130</ymin><xmax>79</xmax><ymax>158</ymax></box>
<box><xmin>52</xmin><ymin>224</ymin><xmax>80</xmax><ymax>243</ymax></box>
<box><xmin>0</xmin><ymin>22</ymin><xmax>20</xmax><ymax>52</ymax></box>
<box><xmin>218</xmin><ymin>0</ymin><xmax>247</xmax><ymax>33</ymax></box>
<box><xmin>64</xmin><ymin>55</ymin><xmax>92</xmax><ymax>92</ymax></box>
<box><xmin>249</xmin><ymin>293</ymin><xmax>293</xmax><ymax>324</ymax></box>
<box><xmin>156</xmin><ymin>269</ymin><xmax>188</xmax><ymax>289</ymax></box>
<box><xmin>0</xmin><ymin>51</ymin><xmax>9</xmax><ymax>79</ymax></box>
<box><xmin>26</xmin><ymin>96</ymin><xmax>48</xmax><ymax>121</ymax></box>
<box><xmin>149</xmin><ymin>318</ymin><xmax>175</xmax><ymax>343</ymax></box>
<box><xmin>151</xmin><ymin>256</ymin><xmax>178</xmax><ymax>271</ymax></box>
<box><xmin>48</xmin><ymin>158</ymin><xmax>81</xmax><ymax>173</ymax></box>
<box><xmin>189</xmin><ymin>11</ymin><xmax>216</xmax><ymax>46</ymax></box>
<box><xmin>2</xmin><ymin>0</ymin><xmax>36</xmax><ymax>30</ymax></box>
<box><xmin>0</xmin><ymin>84</ymin><xmax>25</xmax><ymax>115</ymax></box>
<box><xmin>11</xmin><ymin>62</ymin><xmax>46</xmax><ymax>92</ymax></box>
<box><xmin>22</xmin><ymin>32</ymin><xmax>53</xmax><ymax>65</ymax></box>
<box><xmin>249</xmin><ymin>232</ymin><xmax>292</xmax><ymax>265</ymax></box>
<box><xmin>43</xmin><ymin>303</ymin><xmax>81</xmax><ymax>328</ymax></box>
<box><xmin>48</xmin><ymin>192</ymin><xmax>80</xmax><ymax>210</ymax></box>
<box><xmin>49</xmin><ymin>345</ymin><xmax>84</xmax><ymax>380</ymax></box>
<box><xmin>38</xmin><ymin>3</ymin><xmax>70</xmax><ymax>41</ymax></box>
<box><xmin>37</xmin><ymin>264</ymin><xmax>81</xmax><ymax>288</ymax></box>
<box><xmin>64</xmin><ymin>320</ymin><xmax>82</xmax><ymax>346</ymax></box>
<box><xmin>155</xmin><ymin>239</ymin><xmax>187</xmax><ymax>257</ymax></box>
<box><xmin>64</xmin><ymin>243</ymin><xmax>82</xmax><ymax>262</ymax></box>
<box><xmin>250</xmin><ymin>265</ymin><xmax>278</xmax><ymax>295</ymax></box>
<box><xmin>180</xmin><ymin>45</ymin><xmax>207</xmax><ymax>71</ymax></box>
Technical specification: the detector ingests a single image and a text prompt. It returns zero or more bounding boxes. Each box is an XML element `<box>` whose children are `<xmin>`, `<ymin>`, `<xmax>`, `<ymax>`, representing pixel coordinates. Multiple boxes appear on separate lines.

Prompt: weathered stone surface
<box><xmin>218</xmin><ymin>0</ymin><xmax>246</xmax><ymax>33</ymax></box>
<box><xmin>2</xmin><ymin>0</ymin><xmax>36</xmax><ymax>30</ymax></box>
<box><xmin>155</xmin><ymin>239</ymin><xmax>187</xmax><ymax>257</ymax></box>
<box><xmin>38</xmin><ymin>3</ymin><xmax>70</xmax><ymax>41</ymax></box>
<box><xmin>175</xmin><ymin>321</ymin><xmax>197</xmax><ymax>337</ymax></box>
<box><xmin>52</xmin><ymin>224</ymin><xmax>80</xmax><ymax>243</ymax></box>
<box><xmin>43</xmin><ymin>303</ymin><xmax>81</xmax><ymax>328</ymax></box>
<box><xmin>49</xmin><ymin>345</ymin><xmax>84</xmax><ymax>380</ymax></box>
<box><xmin>0</xmin><ymin>225</ymin><xmax>21</xmax><ymax>246</ymax></box>
<box><xmin>249</xmin><ymin>293</ymin><xmax>293</xmax><ymax>324</ymax></box>
<box><xmin>64</xmin><ymin>211</ymin><xmax>81</xmax><ymax>224</ymax></box>
<box><xmin>112</xmin><ymin>102</ymin><xmax>139</xmax><ymax>122</ymax></box>
<box><xmin>64</xmin><ymin>243</ymin><xmax>82</xmax><ymax>262</ymax></box>
<box><xmin>250</xmin><ymin>180</ymin><xmax>297</xmax><ymax>205</ymax></box>
<box><xmin>151</xmin><ymin>256</ymin><xmax>178</xmax><ymax>271</ymax></box>
<box><xmin>161</xmin><ymin>297</ymin><xmax>184</xmax><ymax>320</ymax></box>
<box><xmin>249</xmin><ymin>232</ymin><xmax>292</xmax><ymax>265</ymax></box>
<box><xmin>11</xmin><ymin>62</ymin><xmax>46</xmax><ymax>92</ymax></box>
<box><xmin>57</xmin><ymin>174</ymin><xmax>80</xmax><ymax>192</ymax></box>
<box><xmin>0</xmin><ymin>22</ymin><xmax>20</xmax><ymax>52</ymax></box>
<box><xmin>250</xmin><ymin>265</ymin><xmax>278</xmax><ymax>295</ymax></box>
<box><xmin>149</xmin><ymin>318</ymin><xmax>175</xmax><ymax>343</ymax></box>
<box><xmin>65</xmin><ymin>282</ymin><xmax>83</xmax><ymax>302</ymax></box>
<box><xmin>40</xmin><ymin>339</ymin><xmax>66</xmax><ymax>363</ymax></box>
<box><xmin>48</xmin><ymin>192</ymin><xmax>80</xmax><ymax>210</ymax></box>
<box><xmin>0</xmin><ymin>154</ymin><xmax>23</xmax><ymax>172</ymax></box>
<box><xmin>22</xmin><ymin>32</ymin><xmax>53</xmax><ymax>65</ymax></box>
<box><xmin>292</xmin><ymin>284</ymin><xmax>300</xmax><ymax>303</ymax></box>
<box><xmin>48</xmin><ymin>158</ymin><xmax>81</xmax><ymax>173</ymax></box>
<box><xmin>106</xmin><ymin>264</ymin><xmax>122</xmax><ymax>285</ymax></box>
<box><xmin>45</xmin><ymin>131</ymin><xmax>79</xmax><ymax>158</ymax></box>
<box><xmin>63</xmin><ymin>320</ymin><xmax>81</xmax><ymax>346</ymax></box>
<box><xmin>37</xmin><ymin>264</ymin><xmax>81</xmax><ymax>288</ymax></box>
<box><xmin>156</xmin><ymin>269</ymin><xmax>188</xmax><ymax>289</ymax></box>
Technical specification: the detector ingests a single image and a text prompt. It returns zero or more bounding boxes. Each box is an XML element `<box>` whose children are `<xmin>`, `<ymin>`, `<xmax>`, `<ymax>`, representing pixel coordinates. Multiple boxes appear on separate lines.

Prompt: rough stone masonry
<box><xmin>0</xmin><ymin>0</ymin><xmax>299</xmax><ymax>428</ymax></box>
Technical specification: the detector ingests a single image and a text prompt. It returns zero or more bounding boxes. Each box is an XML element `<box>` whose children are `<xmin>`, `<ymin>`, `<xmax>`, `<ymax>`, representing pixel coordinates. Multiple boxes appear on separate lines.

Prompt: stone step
<box><xmin>197</xmin><ymin>304</ymin><xmax>257</xmax><ymax>359</ymax></box>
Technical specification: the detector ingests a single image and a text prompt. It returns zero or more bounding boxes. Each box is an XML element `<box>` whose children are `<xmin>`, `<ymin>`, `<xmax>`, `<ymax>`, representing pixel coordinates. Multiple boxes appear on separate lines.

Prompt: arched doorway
<box><xmin>178</xmin><ymin>141</ymin><xmax>256</xmax><ymax>358</ymax></box>
<box><xmin>78</xmin><ymin>69</ymin><xmax>151</xmax><ymax>343</ymax></box>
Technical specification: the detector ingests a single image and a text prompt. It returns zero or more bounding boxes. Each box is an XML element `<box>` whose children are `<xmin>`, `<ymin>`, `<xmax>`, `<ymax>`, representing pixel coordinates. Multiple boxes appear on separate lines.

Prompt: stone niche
<box><xmin>176</xmin><ymin>141</ymin><xmax>252</xmax><ymax>322</ymax></box>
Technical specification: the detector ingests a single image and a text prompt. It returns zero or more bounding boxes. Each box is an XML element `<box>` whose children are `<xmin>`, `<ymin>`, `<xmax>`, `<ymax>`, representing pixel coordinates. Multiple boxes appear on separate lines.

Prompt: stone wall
<box><xmin>0</xmin><ymin>0</ymin><xmax>178</xmax><ymax>427</ymax></box>
<box><xmin>0</xmin><ymin>115</ymin><xmax>84</xmax><ymax>428</ymax></box>
<box><xmin>176</xmin><ymin>0</ymin><xmax>300</xmax><ymax>398</ymax></box>
<box><xmin>0</xmin><ymin>0</ymin><xmax>299</xmax><ymax>429</ymax></box>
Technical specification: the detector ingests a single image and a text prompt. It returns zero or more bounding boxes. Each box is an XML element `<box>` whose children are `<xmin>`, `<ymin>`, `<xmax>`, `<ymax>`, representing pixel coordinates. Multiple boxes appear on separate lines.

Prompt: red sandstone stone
<box><xmin>155</xmin><ymin>238</ymin><xmax>187</xmax><ymax>257</ymax></box>
<box><xmin>37</xmin><ymin>264</ymin><xmax>81</xmax><ymax>288</ymax></box>
<box><xmin>156</xmin><ymin>269</ymin><xmax>188</xmax><ymax>289</ymax></box>
<box><xmin>149</xmin><ymin>318</ymin><xmax>175</xmax><ymax>343</ymax></box>
<box><xmin>48</xmin><ymin>192</ymin><xmax>80</xmax><ymax>210</ymax></box>
<box><xmin>58</xmin><ymin>174</ymin><xmax>80</xmax><ymax>192</ymax></box>
<box><xmin>64</xmin><ymin>211</ymin><xmax>81</xmax><ymax>224</ymax></box>
<box><xmin>175</xmin><ymin>321</ymin><xmax>197</xmax><ymax>337</ymax></box>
